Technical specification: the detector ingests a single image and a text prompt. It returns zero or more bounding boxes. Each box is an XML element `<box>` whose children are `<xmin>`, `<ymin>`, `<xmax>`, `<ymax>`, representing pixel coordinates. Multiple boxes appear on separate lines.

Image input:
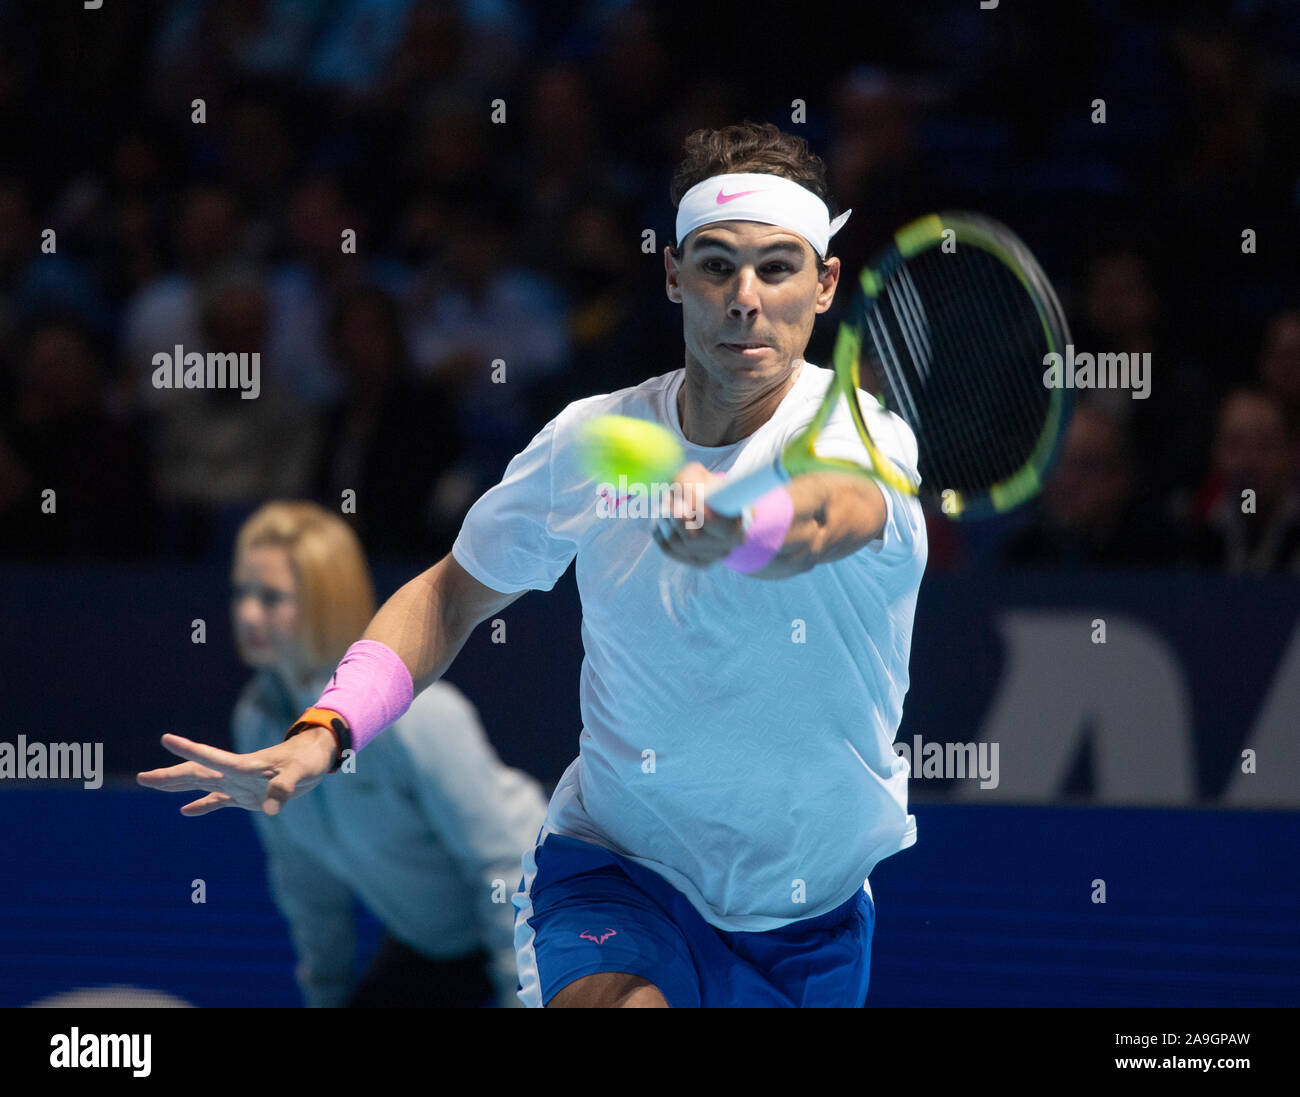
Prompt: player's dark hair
<box><xmin>669</xmin><ymin>121</ymin><xmax>836</xmax><ymax>272</ymax></box>
<box><xmin>670</xmin><ymin>121</ymin><xmax>832</xmax><ymax>209</ymax></box>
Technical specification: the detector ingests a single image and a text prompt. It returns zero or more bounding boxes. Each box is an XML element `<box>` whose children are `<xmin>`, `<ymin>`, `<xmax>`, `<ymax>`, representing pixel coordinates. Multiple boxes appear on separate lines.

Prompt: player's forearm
<box><xmin>299</xmin><ymin>554</ymin><xmax>517</xmax><ymax>760</ymax></box>
<box><xmin>751</xmin><ymin>472</ymin><xmax>887</xmax><ymax>579</ymax></box>
<box><xmin>363</xmin><ymin>556</ymin><xmax>479</xmax><ymax>694</ymax></box>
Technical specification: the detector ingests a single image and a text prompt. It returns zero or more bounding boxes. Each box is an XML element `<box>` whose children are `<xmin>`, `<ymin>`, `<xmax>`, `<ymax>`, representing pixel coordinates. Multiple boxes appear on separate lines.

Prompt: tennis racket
<box><xmin>702</xmin><ymin>211</ymin><xmax>1073</xmax><ymax>521</ymax></box>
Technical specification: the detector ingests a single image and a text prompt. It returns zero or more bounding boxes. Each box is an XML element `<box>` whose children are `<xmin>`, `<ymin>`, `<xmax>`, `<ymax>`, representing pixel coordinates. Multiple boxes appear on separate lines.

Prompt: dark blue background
<box><xmin>1</xmin><ymin>787</ymin><xmax>1295</xmax><ymax>1007</ymax></box>
<box><xmin>3</xmin><ymin>561</ymin><xmax>1294</xmax><ymax>799</ymax></box>
<box><xmin>3</xmin><ymin>561</ymin><xmax>1297</xmax><ymax>1006</ymax></box>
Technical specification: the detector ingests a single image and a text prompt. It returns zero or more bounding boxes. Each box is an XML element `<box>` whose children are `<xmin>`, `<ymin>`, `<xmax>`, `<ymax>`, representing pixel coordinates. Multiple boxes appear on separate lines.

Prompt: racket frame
<box><xmin>704</xmin><ymin>211</ymin><xmax>1071</xmax><ymax>521</ymax></box>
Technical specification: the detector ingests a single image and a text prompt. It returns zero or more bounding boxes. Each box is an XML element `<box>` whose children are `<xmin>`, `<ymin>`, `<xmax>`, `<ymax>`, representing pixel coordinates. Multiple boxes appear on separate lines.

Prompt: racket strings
<box><xmin>874</xmin><ymin>244</ymin><xmax>1054</xmax><ymax>498</ymax></box>
<box><xmin>984</xmin><ymin>252</ymin><xmax>1057</xmax><ymax>462</ymax></box>
<box><xmin>863</xmin><ymin>300</ymin><xmax>933</xmax><ymax>490</ymax></box>
<box><xmin>932</xmin><ymin>252</ymin><xmax>1046</xmax><ymax>477</ymax></box>
<box><xmin>871</xmin><ymin>262</ymin><xmax>994</xmax><ymax>494</ymax></box>
<box><xmin>935</xmin><ymin>264</ymin><xmax>1046</xmax><ymax>493</ymax></box>
<box><xmin>992</xmin><ymin>256</ymin><xmax>1065</xmax><ymax>468</ymax></box>
<box><xmin>868</xmin><ymin>296</ymin><xmax>924</xmax><ymax>434</ymax></box>
<box><xmin>918</xmin><ymin>256</ymin><xmax>1041</xmax><ymax>491</ymax></box>
<box><xmin>899</xmin><ymin>262</ymin><xmax>1002</xmax><ymax>496</ymax></box>
<box><xmin>876</xmin><ymin>272</ymin><xmax>986</xmax><ymax>496</ymax></box>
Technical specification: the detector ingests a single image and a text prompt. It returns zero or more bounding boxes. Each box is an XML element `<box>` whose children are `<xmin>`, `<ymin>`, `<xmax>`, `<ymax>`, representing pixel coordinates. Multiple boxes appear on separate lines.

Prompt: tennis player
<box><xmin>138</xmin><ymin>121</ymin><xmax>928</xmax><ymax>1007</ymax></box>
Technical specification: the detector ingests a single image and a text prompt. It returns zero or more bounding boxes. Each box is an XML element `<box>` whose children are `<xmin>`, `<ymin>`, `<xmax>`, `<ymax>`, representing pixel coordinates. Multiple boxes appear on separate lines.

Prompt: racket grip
<box><xmin>704</xmin><ymin>455</ymin><xmax>790</xmax><ymax>517</ymax></box>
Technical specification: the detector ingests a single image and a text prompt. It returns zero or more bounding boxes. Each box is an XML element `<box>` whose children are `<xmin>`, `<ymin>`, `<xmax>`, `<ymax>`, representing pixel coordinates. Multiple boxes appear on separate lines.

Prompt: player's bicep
<box><xmin>440</xmin><ymin>551</ymin><xmax>527</xmax><ymax>633</ymax></box>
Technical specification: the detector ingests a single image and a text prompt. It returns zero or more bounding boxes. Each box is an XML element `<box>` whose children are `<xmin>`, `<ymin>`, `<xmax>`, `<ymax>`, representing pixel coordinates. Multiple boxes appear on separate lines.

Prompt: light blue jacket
<box><xmin>232</xmin><ymin>668</ymin><xmax>547</xmax><ymax>1007</ymax></box>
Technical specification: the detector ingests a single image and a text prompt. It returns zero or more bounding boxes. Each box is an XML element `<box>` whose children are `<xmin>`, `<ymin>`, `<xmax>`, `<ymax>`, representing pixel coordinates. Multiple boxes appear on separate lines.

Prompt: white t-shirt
<box><xmin>452</xmin><ymin>361</ymin><xmax>928</xmax><ymax>932</ymax></box>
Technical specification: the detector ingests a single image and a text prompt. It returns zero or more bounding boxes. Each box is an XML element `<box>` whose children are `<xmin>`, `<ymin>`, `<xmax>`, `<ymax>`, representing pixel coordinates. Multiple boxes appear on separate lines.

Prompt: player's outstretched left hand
<box><xmin>136</xmin><ymin>727</ymin><xmax>337</xmax><ymax>816</ymax></box>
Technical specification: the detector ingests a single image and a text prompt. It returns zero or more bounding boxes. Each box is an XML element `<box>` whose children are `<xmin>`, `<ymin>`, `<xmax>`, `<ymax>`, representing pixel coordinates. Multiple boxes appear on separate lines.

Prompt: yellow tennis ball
<box><xmin>579</xmin><ymin>415</ymin><xmax>684</xmax><ymax>485</ymax></box>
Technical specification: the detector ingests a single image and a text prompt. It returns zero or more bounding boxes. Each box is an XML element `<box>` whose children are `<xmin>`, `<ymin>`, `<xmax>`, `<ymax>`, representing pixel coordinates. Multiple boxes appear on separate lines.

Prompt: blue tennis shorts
<box><xmin>513</xmin><ymin>831</ymin><xmax>875</xmax><ymax>1007</ymax></box>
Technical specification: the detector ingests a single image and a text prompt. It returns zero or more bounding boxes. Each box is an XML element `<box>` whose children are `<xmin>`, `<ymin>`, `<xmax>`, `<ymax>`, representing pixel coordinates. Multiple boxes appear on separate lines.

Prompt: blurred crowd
<box><xmin>0</xmin><ymin>0</ymin><xmax>1298</xmax><ymax>573</ymax></box>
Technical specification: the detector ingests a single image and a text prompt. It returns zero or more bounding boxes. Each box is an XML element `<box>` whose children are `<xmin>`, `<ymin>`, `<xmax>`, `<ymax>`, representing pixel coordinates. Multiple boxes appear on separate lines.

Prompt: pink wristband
<box><xmin>722</xmin><ymin>486</ymin><xmax>794</xmax><ymax>573</ymax></box>
<box><xmin>314</xmin><ymin>639</ymin><xmax>414</xmax><ymax>754</ymax></box>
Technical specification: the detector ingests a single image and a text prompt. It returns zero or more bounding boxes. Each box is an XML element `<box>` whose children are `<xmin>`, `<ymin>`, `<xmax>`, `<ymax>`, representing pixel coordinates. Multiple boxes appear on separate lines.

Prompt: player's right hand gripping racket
<box><xmin>704</xmin><ymin>211</ymin><xmax>1073</xmax><ymax>521</ymax></box>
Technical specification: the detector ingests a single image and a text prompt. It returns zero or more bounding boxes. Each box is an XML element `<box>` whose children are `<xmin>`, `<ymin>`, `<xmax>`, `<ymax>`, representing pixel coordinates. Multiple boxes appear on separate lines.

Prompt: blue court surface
<box><xmin>2</xmin><ymin>786</ymin><xmax>1295</xmax><ymax>1008</ymax></box>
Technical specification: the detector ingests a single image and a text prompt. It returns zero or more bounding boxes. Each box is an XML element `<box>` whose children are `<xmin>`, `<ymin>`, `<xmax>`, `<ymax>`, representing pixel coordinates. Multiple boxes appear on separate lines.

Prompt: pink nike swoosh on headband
<box><xmin>716</xmin><ymin>187</ymin><xmax>766</xmax><ymax>204</ymax></box>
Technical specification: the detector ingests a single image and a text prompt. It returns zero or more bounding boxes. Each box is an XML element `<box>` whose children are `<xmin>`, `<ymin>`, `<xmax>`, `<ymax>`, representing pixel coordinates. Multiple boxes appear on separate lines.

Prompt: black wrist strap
<box><xmin>284</xmin><ymin>708</ymin><xmax>353</xmax><ymax>773</ymax></box>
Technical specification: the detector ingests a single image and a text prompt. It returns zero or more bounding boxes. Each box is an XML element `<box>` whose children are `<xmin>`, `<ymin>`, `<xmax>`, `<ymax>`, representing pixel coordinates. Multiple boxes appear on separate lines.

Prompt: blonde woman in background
<box><xmin>228</xmin><ymin>501</ymin><xmax>546</xmax><ymax>1007</ymax></box>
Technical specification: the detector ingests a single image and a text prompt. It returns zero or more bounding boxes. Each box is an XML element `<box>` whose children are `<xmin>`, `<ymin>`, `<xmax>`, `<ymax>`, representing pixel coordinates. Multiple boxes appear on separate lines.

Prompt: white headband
<box><xmin>674</xmin><ymin>172</ymin><xmax>851</xmax><ymax>260</ymax></box>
